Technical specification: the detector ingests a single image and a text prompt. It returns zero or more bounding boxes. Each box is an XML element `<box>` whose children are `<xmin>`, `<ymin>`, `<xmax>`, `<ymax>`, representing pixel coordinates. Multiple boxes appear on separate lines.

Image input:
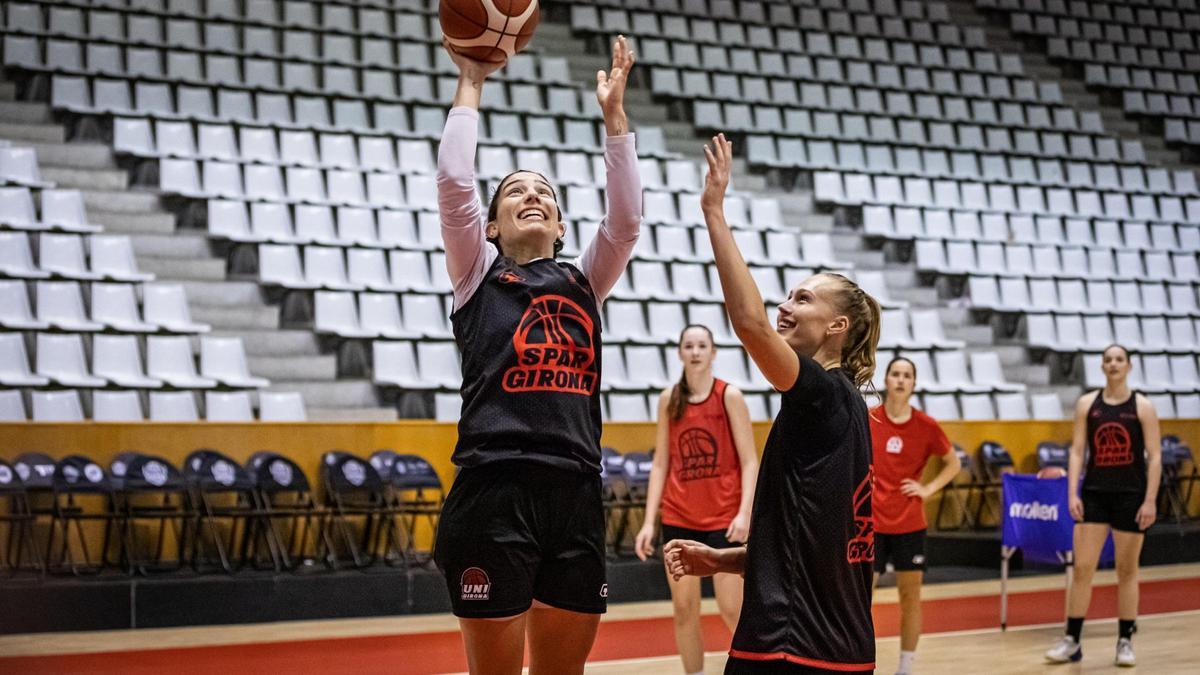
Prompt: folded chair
<box><xmin>249</xmin><ymin>451</ymin><xmax>330</xmax><ymax>570</ymax></box>
<box><xmin>45</xmin><ymin>455</ymin><xmax>119</xmax><ymax>575</ymax></box>
<box><xmin>320</xmin><ymin>450</ymin><xmax>395</xmax><ymax>569</ymax></box>
<box><xmin>110</xmin><ymin>452</ymin><xmax>190</xmax><ymax>575</ymax></box>
<box><xmin>184</xmin><ymin>449</ymin><xmax>276</xmax><ymax>573</ymax></box>
<box><xmin>370</xmin><ymin>449</ymin><xmax>443</xmax><ymax>567</ymax></box>
<box><xmin>0</xmin><ymin>458</ymin><xmax>42</xmax><ymax>576</ymax></box>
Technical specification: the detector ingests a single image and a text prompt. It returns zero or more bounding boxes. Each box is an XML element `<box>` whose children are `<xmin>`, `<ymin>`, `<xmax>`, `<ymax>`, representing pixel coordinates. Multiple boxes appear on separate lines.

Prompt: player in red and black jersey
<box><xmin>634</xmin><ymin>324</ymin><xmax>760</xmax><ymax>675</ymax></box>
<box><xmin>431</xmin><ymin>37</ymin><xmax>638</xmax><ymax>674</ymax></box>
<box><xmin>666</xmin><ymin>135</ymin><xmax>881</xmax><ymax>674</ymax></box>
<box><xmin>869</xmin><ymin>356</ymin><xmax>961</xmax><ymax>675</ymax></box>
<box><xmin>1045</xmin><ymin>344</ymin><xmax>1162</xmax><ymax>668</ymax></box>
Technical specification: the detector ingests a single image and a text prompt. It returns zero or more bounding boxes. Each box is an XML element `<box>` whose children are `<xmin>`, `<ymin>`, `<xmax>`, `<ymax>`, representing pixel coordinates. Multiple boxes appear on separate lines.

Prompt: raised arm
<box><xmin>437</xmin><ymin>41</ymin><xmax>506</xmax><ymax>308</ymax></box>
<box><xmin>578</xmin><ymin>36</ymin><xmax>641</xmax><ymax>302</ymax></box>
<box><xmin>700</xmin><ymin>134</ymin><xmax>800</xmax><ymax>390</ymax></box>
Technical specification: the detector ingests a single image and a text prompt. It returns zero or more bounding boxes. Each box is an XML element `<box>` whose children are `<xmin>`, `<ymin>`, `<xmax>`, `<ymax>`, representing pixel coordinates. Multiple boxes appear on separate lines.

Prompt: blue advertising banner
<box><xmin>1001</xmin><ymin>474</ymin><xmax>1114</xmax><ymax>565</ymax></box>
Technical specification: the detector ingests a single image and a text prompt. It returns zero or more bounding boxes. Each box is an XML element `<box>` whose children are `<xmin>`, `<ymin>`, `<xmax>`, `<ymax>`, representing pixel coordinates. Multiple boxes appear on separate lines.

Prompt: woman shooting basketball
<box><xmin>870</xmin><ymin>356</ymin><xmax>961</xmax><ymax>675</ymax></box>
<box><xmin>1045</xmin><ymin>344</ymin><xmax>1161</xmax><ymax>668</ymax></box>
<box><xmin>666</xmin><ymin>134</ymin><xmax>881</xmax><ymax>674</ymax></box>
<box><xmin>432</xmin><ymin>36</ymin><xmax>638</xmax><ymax>675</ymax></box>
<box><xmin>634</xmin><ymin>324</ymin><xmax>760</xmax><ymax>675</ymax></box>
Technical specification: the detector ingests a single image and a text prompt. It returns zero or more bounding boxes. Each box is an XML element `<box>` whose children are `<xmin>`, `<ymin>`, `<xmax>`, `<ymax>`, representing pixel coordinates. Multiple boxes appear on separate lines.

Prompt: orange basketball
<box><xmin>440</xmin><ymin>0</ymin><xmax>540</xmax><ymax>64</ymax></box>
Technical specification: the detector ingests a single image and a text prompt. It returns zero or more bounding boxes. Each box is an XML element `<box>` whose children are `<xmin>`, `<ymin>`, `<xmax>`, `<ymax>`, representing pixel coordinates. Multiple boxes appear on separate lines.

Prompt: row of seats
<box><xmin>0</xmin><ymin>388</ymin><xmax>305</xmax><ymax>421</ymax></box>
<box><xmin>967</xmin><ymin>275</ymin><xmax>1199</xmax><ymax>315</ymax></box>
<box><xmin>1052</xmin><ymin>36</ymin><xmax>1200</xmax><ymax>72</ymax></box>
<box><xmin>992</xmin><ymin>0</ymin><xmax>1200</xmax><ymax>30</ymax></box>
<box><xmin>862</xmin><ymin>205</ymin><xmax>1200</xmax><ymax>251</ymax></box>
<box><xmin>814</xmin><ymin>170</ymin><xmax>1200</xmax><ymax>223</ymax></box>
<box><xmin>0</xmin><ymin>279</ymin><xmax>210</xmax><ymax>334</ymax></box>
<box><xmin>45</xmin><ymin>74</ymin><xmax>611</xmax><ymax>147</ymax></box>
<box><xmin>585</xmin><ymin>0</ymin><xmax>955</xmax><ymax>24</ymax></box>
<box><xmin>914</xmin><ymin>239</ymin><xmax>1199</xmax><ymax>282</ymax></box>
<box><xmin>0</xmin><ymin>186</ymin><xmax>99</xmax><ymax>232</ymax></box>
<box><xmin>2</xmin><ymin>5</ymin><xmax>573</xmax><ymax>84</ymax></box>
<box><xmin>0</xmin><ymin>145</ymin><xmax>52</xmax><ymax>187</ymax></box>
<box><xmin>1026</xmin><ymin>313</ymin><xmax>1200</xmax><ymax>353</ymax></box>
<box><xmin>571</xmin><ymin>2</ymin><xmax>988</xmax><ymax>49</ymax></box>
<box><xmin>747</xmin><ymin>137</ymin><xmax>1198</xmax><ymax>197</ymax></box>
<box><xmin>0</xmin><ymin>231</ymin><xmax>151</xmax><ymax>281</ymax></box>
<box><xmin>1077</xmin><ymin>353</ymin><xmax>1200</xmax><ymax>393</ymax></box>
<box><xmin>696</xmin><ymin>105</ymin><xmax>1144</xmax><ymax>162</ymax></box>
<box><xmin>1012</xmin><ymin>8</ymin><xmax>1200</xmax><ymax>45</ymax></box>
<box><xmin>3</xmin><ymin>1</ymin><xmax>446</xmax><ymax>38</ymax></box>
<box><xmin>0</xmin><ymin>332</ymin><xmax>267</xmax><ymax>389</ymax></box>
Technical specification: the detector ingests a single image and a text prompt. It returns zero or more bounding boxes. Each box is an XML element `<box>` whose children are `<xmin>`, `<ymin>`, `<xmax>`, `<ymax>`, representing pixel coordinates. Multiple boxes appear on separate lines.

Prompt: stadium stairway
<box><xmin>0</xmin><ymin>70</ymin><xmax>395</xmax><ymax>421</ymax></box>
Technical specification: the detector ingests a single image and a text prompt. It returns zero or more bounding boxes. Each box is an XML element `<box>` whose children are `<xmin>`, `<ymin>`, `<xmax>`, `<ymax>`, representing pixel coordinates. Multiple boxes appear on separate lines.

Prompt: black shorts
<box><xmin>873</xmin><ymin>529</ymin><xmax>927</xmax><ymax>573</ymax></box>
<box><xmin>725</xmin><ymin>656</ymin><xmax>854</xmax><ymax>674</ymax></box>
<box><xmin>434</xmin><ymin>460</ymin><xmax>607</xmax><ymax>619</ymax></box>
<box><xmin>1082</xmin><ymin>489</ymin><xmax>1144</xmax><ymax>533</ymax></box>
<box><xmin>661</xmin><ymin>523</ymin><xmax>740</xmax><ymax>550</ymax></box>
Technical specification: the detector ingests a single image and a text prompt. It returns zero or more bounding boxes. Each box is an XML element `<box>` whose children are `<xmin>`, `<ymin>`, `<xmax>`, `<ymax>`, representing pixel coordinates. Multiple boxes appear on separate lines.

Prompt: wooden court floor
<box><xmin>1</xmin><ymin>564</ymin><xmax>1197</xmax><ymax>674</ymax></box>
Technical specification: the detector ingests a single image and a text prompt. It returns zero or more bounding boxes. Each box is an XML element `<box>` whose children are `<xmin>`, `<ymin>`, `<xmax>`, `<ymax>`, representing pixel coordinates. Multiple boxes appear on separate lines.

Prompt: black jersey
<box><xmin>1082</xmin><ymin>391</ymin><xmax>1146</xmax><ymax>494</ymax></box>
<box><xmin>450</xmin><ymin>255</ymin><xmax>604</xmax><ymax>474</ymax></box>
<box><xmin>728</xmin><ymin>357</ymin><xmax>875</xmax><ymax>673</ymax></box>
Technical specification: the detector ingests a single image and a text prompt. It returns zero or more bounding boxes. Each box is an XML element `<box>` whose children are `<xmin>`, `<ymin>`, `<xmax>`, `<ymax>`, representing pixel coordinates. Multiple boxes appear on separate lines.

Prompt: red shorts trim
<box><xmin>728</xmin><ymin>649</ymin><xmax>875</xmax><ymax>672</ymax></box>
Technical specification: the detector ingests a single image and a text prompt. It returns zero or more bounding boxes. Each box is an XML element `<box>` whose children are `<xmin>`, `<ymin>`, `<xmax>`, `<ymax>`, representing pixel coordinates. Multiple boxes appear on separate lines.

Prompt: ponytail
<box><xmin>823</xmin><ymin>274</ymin><xmax>882</xmax><ymax>390</ymax></box>
<box><xmin>667</xmin><ymin>324</ymin><xmax>715</xmax><ymax>421</ymax></box>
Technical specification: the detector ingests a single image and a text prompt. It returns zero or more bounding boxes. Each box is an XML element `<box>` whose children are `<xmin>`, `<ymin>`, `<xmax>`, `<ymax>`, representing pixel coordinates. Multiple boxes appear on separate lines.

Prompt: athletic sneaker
<box><xmin>1115</xmin><ymin>638</ymin><xmax>1136</xmax><ymax>667</ymax></box>
<box><xmin>1045</xmin><ymin>636</ymin><xmax>1083</xmax><ymax>663</ymax></box>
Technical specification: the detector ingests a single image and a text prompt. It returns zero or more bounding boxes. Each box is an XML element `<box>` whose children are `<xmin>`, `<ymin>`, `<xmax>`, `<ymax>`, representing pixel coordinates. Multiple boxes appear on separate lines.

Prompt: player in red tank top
<box><xmin>1045</xmin><ymin>345</ymin><xmax>1161</xmax><ymax>668</ymax></box>
<box><xmin>868</xmin><ymin>357</ymin><xmax>961</xmax><ymax>675</ymax></box>
<box><xmin>634</xmin><ymin>324</ymin><xmax>759</xmax><ymax>675</ymax></box>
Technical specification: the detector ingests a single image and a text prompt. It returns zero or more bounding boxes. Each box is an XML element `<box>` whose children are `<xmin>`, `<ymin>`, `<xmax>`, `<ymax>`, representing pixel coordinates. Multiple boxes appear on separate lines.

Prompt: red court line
<box><xmin>4</xmin><ymin>577</ymin><xmax>1197</xmax><ymax>675</ymax></box>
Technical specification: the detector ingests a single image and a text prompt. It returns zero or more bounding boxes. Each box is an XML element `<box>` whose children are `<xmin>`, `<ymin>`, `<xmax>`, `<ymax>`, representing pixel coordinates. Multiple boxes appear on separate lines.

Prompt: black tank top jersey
<box><xmin>450</xmin><ymin>255</ymin><xmax>604</xmax><ymax>474</ymax></box>
<box><xmin>729</xmin><ymin>356</ymin><xmax>875</xmax><ymax>673</ymax></box>
<box><xmin>1082</xmin><ymin>391</ymin><xmax>1147</xmax><ymax>494</ymax></box>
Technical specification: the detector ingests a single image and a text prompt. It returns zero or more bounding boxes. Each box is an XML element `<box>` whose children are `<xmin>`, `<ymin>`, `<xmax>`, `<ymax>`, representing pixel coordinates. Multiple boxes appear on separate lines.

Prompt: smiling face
<box><xmin>1101</xmin><ymin>344</ymin><xmax>1132</xmax><ymax>383</ymax></box>
<box><xmin>775</xmin><ymin>275</ymin><xmax>850</xmax><ymax>358</ymax></box>
<box><xmin>885</xmin><ymin>358</ymin><xmax>916</xmax><ymax>404</ymax></box>
<box><xmin>678</xmin><ymin>325</ymin><xmax>715</xmax><ymax>373</ymax></box>
<box><xmin>486</xmin><ymin>171</ymin><xmax>565</xmax><ymax>257</ymax></box>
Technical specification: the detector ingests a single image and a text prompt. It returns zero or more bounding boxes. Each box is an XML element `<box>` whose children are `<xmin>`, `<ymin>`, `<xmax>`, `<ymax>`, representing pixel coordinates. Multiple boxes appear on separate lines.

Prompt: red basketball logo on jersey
<box><xmin>1093</xmin><ymin>422</ymin><xmax>1133</xmax><ymax>466</ymax></box>
<box><xmin>460</xmin><ymin>567</ymin><xmax>491</xmax><ymax>600</ymax></box>
<box><xmin>846</xmin><ymin>467</ymin><xmax>875</xmax><ymax>564</ymax></box>
<box><xmin>677</xmin><ymin>427</ymin><xmax>720</xmax><ymax>481</ymax></box>
<box><xmin>503</xmin><ymin>295</ymin><xmax>596</xmax><ymax>395</ymax></box>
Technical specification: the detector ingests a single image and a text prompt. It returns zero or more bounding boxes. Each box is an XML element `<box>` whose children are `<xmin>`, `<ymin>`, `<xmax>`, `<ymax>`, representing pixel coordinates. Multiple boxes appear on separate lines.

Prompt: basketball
<box><xmin>1036</xmin><ymin>467</ymin><xmax>1067</xmax><ymax>479</ymax></box>
<box><xmin>439</xmin><ymin>0</ymin><xmax>540</xmax><ymax>64</ymax></box>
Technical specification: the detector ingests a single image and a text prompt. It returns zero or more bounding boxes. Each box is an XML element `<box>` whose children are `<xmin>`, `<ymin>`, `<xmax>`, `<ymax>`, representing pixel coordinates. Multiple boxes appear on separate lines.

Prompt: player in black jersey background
<box><xmin>1045</xmin><ymin>344</ymin><xmax>1161</xmax><ymax>668</ymax></box>
<box><xmin>666</xmin><ymin>134</ymin><xmax>881</xmax><ymax>674</ymax></box>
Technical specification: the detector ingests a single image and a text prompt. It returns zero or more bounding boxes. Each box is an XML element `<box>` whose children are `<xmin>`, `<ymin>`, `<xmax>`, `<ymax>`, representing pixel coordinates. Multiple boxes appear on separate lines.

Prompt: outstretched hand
<box><xmin>597</xmin><ymin>35</ymin><xmax>635</xmax><ymax>135</ymax></box>
<box><xmin>701</xmin><ymin>133</ymin><xmax>733</xmax><ymax>212</ymax></box>
<box><xmin>663</xmin><ymin>539</ymin><xmax>726</xmax><ymax>581</ymax></box>
<box><xmin>443</xmin><ymin>38</ymin><xmax>506</xmax><ymax>85</ymax></box>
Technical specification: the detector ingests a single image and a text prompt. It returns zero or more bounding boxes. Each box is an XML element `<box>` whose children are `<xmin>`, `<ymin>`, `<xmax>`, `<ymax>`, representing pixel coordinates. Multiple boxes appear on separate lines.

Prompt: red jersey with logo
<box><xmin>1083</xmin><ymin>392</ymin><xmax>1146</xmax><ymax>494</ymax></box>
<box><xmin>870</xmin><ymin>406</ymin><xmax>952</xmax><ymax>534</ymax></box>
<box><xmin>660</xmin><ymin>379</ymin><xmax>742</xmax><ymax>531</ymax></box>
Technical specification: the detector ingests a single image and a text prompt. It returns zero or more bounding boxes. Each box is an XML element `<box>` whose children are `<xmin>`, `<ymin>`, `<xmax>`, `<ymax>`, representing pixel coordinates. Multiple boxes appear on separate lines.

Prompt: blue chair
<box><xmin>185</xmin><ymin>449</ymin><xmax>276</xmax><ymax>573</ymax></box>
<box><xmin>110</xmin><ymin>452</ymin><xmax>189</xmax><ymax>575</ymax></box>
<box><xmin>249</xmin><ymin>451</ymin><xmax>328</xmax><ymax>570</ymax></box>
<box><xmin>45</xmin><ymin>455</ymin><xmax>118</xmax><ymax>575</ymax></box>
<box><xmin>320</xmin><ymin>450</ymin><xmax>391</xmax><ymax>569</ymax></box>
<box><xmin>370</xmin><ymin>449</ymin><xmax>444</xmax><ymax>567</ymax></box>
<box><xmin>0</xmin><ymin>457</ymin><xmax>41</xmax><ymax>576</ymax></box>
<box><xmin>1036</xmin><ymin>441</ymin><xmax>1070</xmax><ymax>471</ymax></box>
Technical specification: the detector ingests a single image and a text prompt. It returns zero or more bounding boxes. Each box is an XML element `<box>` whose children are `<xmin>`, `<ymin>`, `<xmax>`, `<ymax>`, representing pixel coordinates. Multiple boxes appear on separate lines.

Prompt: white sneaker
<box><xmin>1045</xmin><ymin>635</ymin><xmax>1083</xmax><ymax>663</ymax></box>
<box><xmin>1115</xmin><ymin>638</ymin><xmax>1136</xmax><ymax>667</ymax></box>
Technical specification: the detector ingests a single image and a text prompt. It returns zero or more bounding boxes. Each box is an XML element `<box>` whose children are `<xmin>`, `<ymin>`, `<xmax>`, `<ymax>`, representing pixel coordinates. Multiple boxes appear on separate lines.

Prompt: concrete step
<box><xmin>883</xmin><ymin>267</ymin><xmax>920</xmax><ymax>289</ymax></box>
<box><xmin>39</xmin><ymin>166</ymin><xmax>128</xmax><ymax>191</ymax></box>
<box><xmin>0</xmin><ymin>100</ymin><xmax>50</xmax><ymax>124</ymax></box>
<box><xmin>936</xmin><ymin>305</ymin><xmax>972</xmax><ymax>329</ymax></box>
<box><xmin>306</xmin><ymin>406</ymin><xmax>399</xmax><ymax>422</ymax></box>
<box><xmin>82</xmin><ymin>188</ymin><xmax>162</xmax><ymax>213</ymax></box>
<box><xmin>249</xmin><ymin>354</ymin><xmax>337</xmax><ymax>380</ymax></box>
<box><xmin>210</xmin><ymin>329</ymin><xmax>316</xmax><ymax>356</ymax></box>
<box><xmin>831</xmin><ymin>232</ymin><xmax>868</xmax><ymax>253</ymax></box>
<box><xmin>89</xmin><ymin>209</ymin><xmax>176</xmax><ymax>234</ymax></box>
<box><xmin>943</xmin><ymin>323</ymin><xmax>995</xmax><ymax>345</ymax></box>
<box><xmin>131</xmin><ymin>233</ymin><xmax>212</xmax><ymax>258</ymax></box>
<box><xmin>0</xmin><ymin>121</ymin><xmax>65</xmax><ymax>143</ymax></box>
<box><xmin>139</xmin><ymin>256</ymin><xmax>227</xmax><ymax>281</ymax></box>
<box><xmin>992</xmin><ymin>344</ymin><xmax>1028</xmax><ymax>368</ymax></box>
<box><xmin>266</xmin><ymin>379</ymin><xmax>382</xmax><ymax>408</ymax></box>
<box><xmin>1008</xmin><ymin>363</ymin><xmax>1052</xmax><ymax>387</ymax></box>
<box><xmin>179</xmin><ymin>280</ymin><xmax>266</xmax><ymax>307</ymax></box>
<box><xmin>191</xmin><ymin>304</ymin><xmax>279</xmax><ymax>330</ymax></box>
<box><xmin>835</xmin><ymin>249</ymin><xmax>885</xmax><ymax>268</ymax></box>
<box><xmin>0</xmin><ymin>82</ymin><xmax>17</xmax><ymax>101</ymax></box>
<box><xmin>888</xmin><ymin>285</ymin><xmax>940</xmax><ymax>306</ymax></box>
<box><xmin>23</xmin><ymin>141</ymin><xmax>114</xmax><ymax>169</ymax></box>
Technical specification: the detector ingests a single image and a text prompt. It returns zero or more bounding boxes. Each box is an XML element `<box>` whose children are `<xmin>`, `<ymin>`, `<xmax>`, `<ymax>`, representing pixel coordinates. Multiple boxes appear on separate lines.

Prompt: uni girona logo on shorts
<box><xmin>847</xmin><ymin>467</ymin><xmax>875</xmax><ymax>564</ymax></box>
<box><xmin>1093</xmin><ymin>422</ymin><xmax>1133</xmax><ymax>466</ymax></box>
<box><xmin>460</xmin><ymin>567</ymin><xmax>491</xmax><ymax>600</ymax></box>
<box><xmin>503</xmin><ymin>294</ymin><xmax>597</xmax><ymax>395</ymax></box>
